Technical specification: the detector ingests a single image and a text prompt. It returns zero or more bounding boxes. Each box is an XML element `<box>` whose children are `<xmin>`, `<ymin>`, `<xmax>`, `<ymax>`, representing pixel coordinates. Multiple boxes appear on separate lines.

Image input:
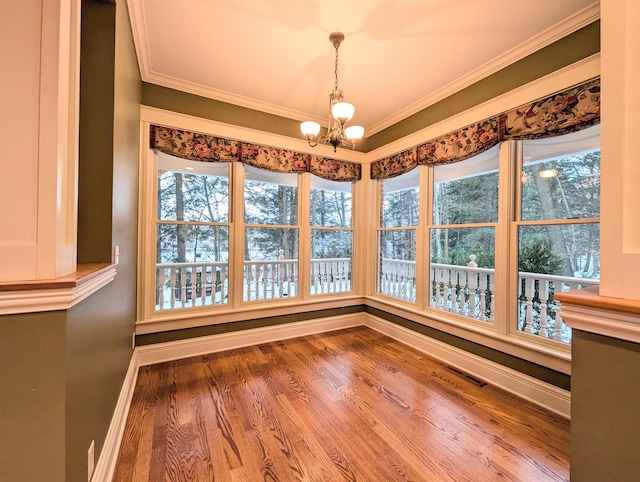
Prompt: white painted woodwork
<box><xmin>600</xmin><ymin>0</ymin><xmax>640</xmax><ymax>301</ymax></box>
<box><xmin>0</xmin><ymin>0</ymin><xmax>80</xmax><ymax>281</ymax></box>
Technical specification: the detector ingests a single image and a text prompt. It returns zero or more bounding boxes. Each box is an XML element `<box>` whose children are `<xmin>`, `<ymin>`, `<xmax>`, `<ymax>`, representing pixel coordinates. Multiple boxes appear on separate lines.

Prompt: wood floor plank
<box><xmin>115</xmin><ymin>326</ymin><xmax>570</xmax><ymax>481</ymax></box>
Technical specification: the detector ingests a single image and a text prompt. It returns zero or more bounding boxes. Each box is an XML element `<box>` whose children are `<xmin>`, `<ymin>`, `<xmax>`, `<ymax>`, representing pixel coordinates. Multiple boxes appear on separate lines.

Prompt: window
<box><xmin>310</xmin><ymin>175</ymin><xmax>353</xmax><ymax>295</ymax></box>
<box><xmin>516</xmin><ymin>125</ymin><xmax>600</xmax><ymax>342</ymax></box>
<box><xmin>243</xmin><ymin>165</ymin><xmax>299</xmax><ymax>301</ymax></box>
<box><xmin>155</xmin><ymin>154</ymin><xmax>230</xmax><ymax>311</ymax></box>
<box><xmin>377</xmin><ymin>169</ymin><xmax>420</xmax><ymax>301</ymax></box>
<box><xmin>430</xmin><ymin>146</ymin><xmax>499</xmax><ymax>322</ymax></box>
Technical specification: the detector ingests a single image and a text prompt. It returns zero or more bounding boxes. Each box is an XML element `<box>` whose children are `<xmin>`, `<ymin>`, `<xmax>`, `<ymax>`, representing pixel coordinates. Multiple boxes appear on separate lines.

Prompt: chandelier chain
<box><xmin>334</xmin><ymin>44</ymin><xmax>340</xmax><ymax>90</ymax></box>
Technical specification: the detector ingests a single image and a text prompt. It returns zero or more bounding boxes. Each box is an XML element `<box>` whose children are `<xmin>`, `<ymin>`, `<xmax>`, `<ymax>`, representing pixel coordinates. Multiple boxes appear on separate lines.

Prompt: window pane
<box><xmin>155</xmin><ymin>224</ymin><xmax>229</xmax><ymax>311</ymax></box>
<box><xmin>522</xmin><ymin>125</ymin><xmax>600</xmax><ymax>221</ymax></box>
<box><xmin>244</xmin><ymin>165</ymin><xmax>298</xmax><ymax>225</ymax></box>
<box><xmin>381</xmin><ymin>169</ymin><xmax>420</xmax><ymax>227</ymax></box>
<box><xmin>311</xmin><ymin>229</ymin><xmax>353</xmax><ymax>295</ymax></box>
<box><xmin>244</xmin><ymin>227</ymin><xmax>298</xmax><ymax>301</ymax></box>
<box><xmin>157</xmin><ymin>224</ymin><xmax>229</xmax><ymax>263</ymax></box>
<box><xmin>310</xmin><ymin>175</ymin><xmax>352</xmax><ymax>227</ymax></box>
<box><xmin>517</xmin><ymin>224</ymin><xmax>600</xmax><ymax>342</ymax></box>
<box><xmin>377</xmin><ymin>229</ymin><xmax>416</xmax><ymax>302</ymax></box>
<box><xmin>433</xmin><ymin>146</ymin><xmax>499</xmax><ymax>225</ymax></box>
<box><xmin>157</xmin><ymin>154</ymin><xmax>229</xmax><ymax>223</ymax></box>
<box><xmin>430</xmin><ymin>227</ymin><xmax>495</xmax><ymax>322</ymax></box>
<box><xmin>311</xmin><ymin>229</ymin><xmax>352</xmax><ymax>259</ymax></box>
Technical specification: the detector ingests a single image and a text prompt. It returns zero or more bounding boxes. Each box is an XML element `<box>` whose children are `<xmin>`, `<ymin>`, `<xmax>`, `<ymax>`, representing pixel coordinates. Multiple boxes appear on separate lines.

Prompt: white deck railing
<box><xmin>155</xmin><ymin>257</ymin><xmax>352</xmax><ymax>310</ymax></box>
<box><xmin>156</xmin><ymin>256</ymin><xmax>597</xmax><ymax>344</ymax></box>
<box><xmin>380</xmin><ymin>257</ymin><xmax>598</xmax><ymax>344</ymax></box>
<box><xmin>430</xmin><ymin>262</ymin><xmax>496</xmax><ymax>322</ymax></box>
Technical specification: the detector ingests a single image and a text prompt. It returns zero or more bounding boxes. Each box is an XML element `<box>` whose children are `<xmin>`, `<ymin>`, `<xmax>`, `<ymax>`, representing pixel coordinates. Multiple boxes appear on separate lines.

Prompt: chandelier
<box><xmin>300</xmin><ymin>32</ymin><xmax>364</xmax><ymax>152</ymax></box>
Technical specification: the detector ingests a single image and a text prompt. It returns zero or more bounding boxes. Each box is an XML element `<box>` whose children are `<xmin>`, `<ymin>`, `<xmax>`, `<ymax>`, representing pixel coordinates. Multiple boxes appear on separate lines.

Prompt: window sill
<box><xmin>0</xmin><ymin>263</ymin><xmax>117</xmax><ymax>315</ymax></box>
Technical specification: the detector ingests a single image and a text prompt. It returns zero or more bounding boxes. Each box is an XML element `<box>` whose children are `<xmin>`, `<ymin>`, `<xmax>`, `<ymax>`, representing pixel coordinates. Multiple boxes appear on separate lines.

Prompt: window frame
<box><xmin>136</xmin><ymin>121</ymin><xmax>361</xmax><ymax>328</ymax></box>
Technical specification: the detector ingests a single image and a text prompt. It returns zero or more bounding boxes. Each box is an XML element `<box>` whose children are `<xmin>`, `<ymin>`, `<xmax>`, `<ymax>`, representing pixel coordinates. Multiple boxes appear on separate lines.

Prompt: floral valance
<box><xmin>418</xmin><ymin>117</ymin><xmax>501</xmax><ymax>167</ymax></box>
<box><xmin>370</xmin><ymin>148</ymin><xmax>419</xmax><ymax>180</ymax></box>
<box><xmin>502</xmin><ymin>77</ymin><xmax>600</xmax><ymax>140</ymax></box>
<box><xmin>150</xmin><ymin>125</ymin><xmax>239</xmax><ymax>162</ymax></box>
<box><xmin>310</xmin><ymin>156</ymin><xmax>362</xmax><ymax>182</ymax></box>
<box><xmin>149</xmin><ymin>125</ymin><xmax>361</xmax><ymax>182</ymax></box>
<box><xmin>371</xmin><ymin>77</ymin><xmax>600</xmax><ymax>179</ymax></box>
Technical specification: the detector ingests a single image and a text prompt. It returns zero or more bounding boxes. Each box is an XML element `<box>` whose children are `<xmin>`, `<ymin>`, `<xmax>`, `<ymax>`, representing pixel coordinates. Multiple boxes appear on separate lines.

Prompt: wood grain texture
<box><xmin>114</xmin><ymin>327</ymin><xmax>569</xmax><ymax>481</ymax></box>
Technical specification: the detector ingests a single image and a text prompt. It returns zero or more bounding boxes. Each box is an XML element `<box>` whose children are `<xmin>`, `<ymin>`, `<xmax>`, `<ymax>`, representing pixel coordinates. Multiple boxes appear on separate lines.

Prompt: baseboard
<box><xmin>363</xmin><ymin>313</ymin><xmax>571</xmax><ymax>418</ymax></box>
<box><xmin>94</xmin><ymin>312</ymin><xmax>570</xmax><ymax>480</ymax></box>
<box><xmin>91</xmin><ymin>352</ymin><xmax>140</xmax><ymax>482</ymax></box>
<box><xmin>135</xmin><ymin>313</ymin><xmax>364</xmax><ymax>366</ymax></box>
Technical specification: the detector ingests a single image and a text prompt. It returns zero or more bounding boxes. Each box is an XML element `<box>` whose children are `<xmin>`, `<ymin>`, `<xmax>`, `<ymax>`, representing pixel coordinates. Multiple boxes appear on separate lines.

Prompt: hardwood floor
<box><xmin>114</xmin><ymin>326</ymin><xmax>569</xmax><ymax>481</ymax></box>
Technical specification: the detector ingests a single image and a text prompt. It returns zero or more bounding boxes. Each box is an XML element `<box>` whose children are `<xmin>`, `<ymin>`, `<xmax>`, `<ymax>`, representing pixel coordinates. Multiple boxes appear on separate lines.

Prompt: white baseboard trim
<box><xmin>135</xmin><ymin>313</ymin><xmax>364</xmax><ymax>366</ymax></box>
<box><xmin>94</xmin><ymin>312</ymin><xmax>570</xmax><ymax>480</ymax></box>
<box><xmin>91</xmin><ymin>352</ymin><xmax>140</xmax><ymax>482</ymax></box>
<box><xmin>362</xmin><ymin>313</ymin><xmax>571</xmax><ymax>418</ymax></box>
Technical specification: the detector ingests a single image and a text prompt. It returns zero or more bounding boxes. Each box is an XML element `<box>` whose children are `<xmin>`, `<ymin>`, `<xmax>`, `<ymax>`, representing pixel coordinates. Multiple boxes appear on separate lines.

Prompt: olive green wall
<box><xmin>78</xmin><ymin>0</ymin><xmax>116</xmax><ymax>263</ymax></box>
<box><xmin>65</xmin><ymin>1</ymin><xmax>141</xmax><ymax>481</ymax></box>
<box><xmin>65</xmin><ymin>0</ymin><xmax>141</xmax><ymax>482</ymax></box>
<box><xmin>0</xmin><ymin>312</ymin><xmax>67</xmax><ymax>482</ymax></box>
<box><xmin>570</xmin><ymin>330</ymin><xmax>640</xmax><ymax>481</ymax></box>
<box><xmin>142</xmin><ymin>82</ymin><xmax>305</xmax><ymax>140</ymax></box>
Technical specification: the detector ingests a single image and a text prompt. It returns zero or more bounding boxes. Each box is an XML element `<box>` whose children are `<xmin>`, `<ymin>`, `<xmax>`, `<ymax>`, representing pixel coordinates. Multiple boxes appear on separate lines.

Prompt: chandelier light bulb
<box><xmin>344</xmin><ymin>125</ymin><xmax>364</xmax><ymax>140</ymax></box>
<box><xmin>300</xmin><ymin>121</ymin><xmax>321</xmax><ymax>138</ymax></box>
<box><xmin>331</xmin><ymin>102</ymin><xmax>355</xmax><ymax>124</ymax></box>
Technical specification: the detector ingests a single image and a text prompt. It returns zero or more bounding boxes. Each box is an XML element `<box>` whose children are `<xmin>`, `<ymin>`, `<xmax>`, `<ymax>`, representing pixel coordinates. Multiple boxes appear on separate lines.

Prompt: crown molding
<box><xmin>366</xmin><ymin>3</ymin><xmax>600</xmax><ymax>136</ymax></box>
<box><xmin>128</xmin><ymin>1</ymin><xmax>599</xmax><ymax>136</ymax></box>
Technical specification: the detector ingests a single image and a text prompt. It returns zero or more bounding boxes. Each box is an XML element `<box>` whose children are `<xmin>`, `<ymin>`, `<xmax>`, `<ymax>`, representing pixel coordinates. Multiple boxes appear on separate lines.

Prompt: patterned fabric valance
<box><xmin>417</xmin><ymin>117</ymin><xmax>501</xmax><ymax>167</ymax></box>
<box><xmin>371</xmin><ymin>77</ymin><xmax>600</xmax><ymax>179</ymax></box>
<box><xmin>150</xmin><ymin>125</ymin><xmax>239</xmax><ymax>162</ymax></box>
<box><xmin>149</xmin><ymin>125</ymin><xmax>361</xmax><ymax>182</ymax></box>
<box><xmin>370</xmin><ymin>148</ymin><xmax>419</xmax><ymax>180</ymax></box>
<box><xmin>310</xmin><ymin>156</ymin><xmax>363</xmax><ymax>182</ymax></box>
<box><xmin>502</xmin><ymin>77</ymin><xmax>601</xmax><ymax>140</ymax></box>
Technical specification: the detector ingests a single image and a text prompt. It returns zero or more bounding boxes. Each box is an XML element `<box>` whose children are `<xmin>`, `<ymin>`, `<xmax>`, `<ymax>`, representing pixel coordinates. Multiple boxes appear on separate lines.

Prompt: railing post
<box><xmin>467</xmin><ymin>255</ymin><xmax>478</xmax><ymax>317</ymax></box>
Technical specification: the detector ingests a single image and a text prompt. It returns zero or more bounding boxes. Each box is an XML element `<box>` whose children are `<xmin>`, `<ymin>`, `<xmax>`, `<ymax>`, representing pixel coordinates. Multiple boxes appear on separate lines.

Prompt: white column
<box><xmin>0</xmin><ymin>0</ymin><xmax>80</xmax><ymax>281</ymax></box>
<box><xmin>600</xmin><ymin>0</ymin><xmax>640</xmax><ymax>300</ymax></box>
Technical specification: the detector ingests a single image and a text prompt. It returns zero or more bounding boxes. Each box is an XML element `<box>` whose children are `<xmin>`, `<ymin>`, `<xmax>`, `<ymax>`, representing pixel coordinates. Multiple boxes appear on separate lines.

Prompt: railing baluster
<box><xmin>478</xmin><ymin>273</ymin><xmax>488</xmax><ymax>321</ymax></box>
<box><xmin>539</xmin><ymin>280</ymin><xmax>550</xmax><ymax>338</ymax></box>
<box><xmin>524</xmin><ymin>278</ymin><xmax>535</xmax><ymax>335</ymax></box>
<box><xmin>468</xmin><ymin>271</ymin><xmax>477</xmax><ymax>317</ymax></box>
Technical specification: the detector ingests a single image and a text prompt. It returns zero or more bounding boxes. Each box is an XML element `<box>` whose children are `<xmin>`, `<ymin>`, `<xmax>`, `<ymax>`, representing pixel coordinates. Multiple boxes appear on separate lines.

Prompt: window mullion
<box><xmin>495</xmin><ymin>140</ymin><xmax>517</xmax><ymax>335</ymax></box>
<box><xmin>140</xmin><ymin>147</ymin><xmax>159</xmax><ymax>321</ymax></box>
<box><xmin>299</xmin><ymin>173</ymin><xmax>311</xmax><ymax>300</ymax></box>
<box><xmin>230</xmin><ymin>161</ymin><xmax>245</xmax><ymax>307</ymax></box>
<box><xmin>415</xmin><ymin>165</ymin><xmax>430</xmax><ymax>309</ymax></box>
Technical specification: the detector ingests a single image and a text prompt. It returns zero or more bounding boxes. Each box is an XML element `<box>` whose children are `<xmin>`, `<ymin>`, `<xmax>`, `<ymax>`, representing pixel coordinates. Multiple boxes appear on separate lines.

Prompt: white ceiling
<box><xmin>127</xmin><ymin>0</ymin><xmax>599</xmax><ymax>136</ymax></box>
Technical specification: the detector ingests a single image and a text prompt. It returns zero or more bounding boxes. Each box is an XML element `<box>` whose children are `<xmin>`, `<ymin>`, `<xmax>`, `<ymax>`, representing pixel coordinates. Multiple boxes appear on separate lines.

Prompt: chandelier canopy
<box><xmin>300</xmin><ymin>32</ymin><xmax>364</xmax><ymax>152</ymax></box>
